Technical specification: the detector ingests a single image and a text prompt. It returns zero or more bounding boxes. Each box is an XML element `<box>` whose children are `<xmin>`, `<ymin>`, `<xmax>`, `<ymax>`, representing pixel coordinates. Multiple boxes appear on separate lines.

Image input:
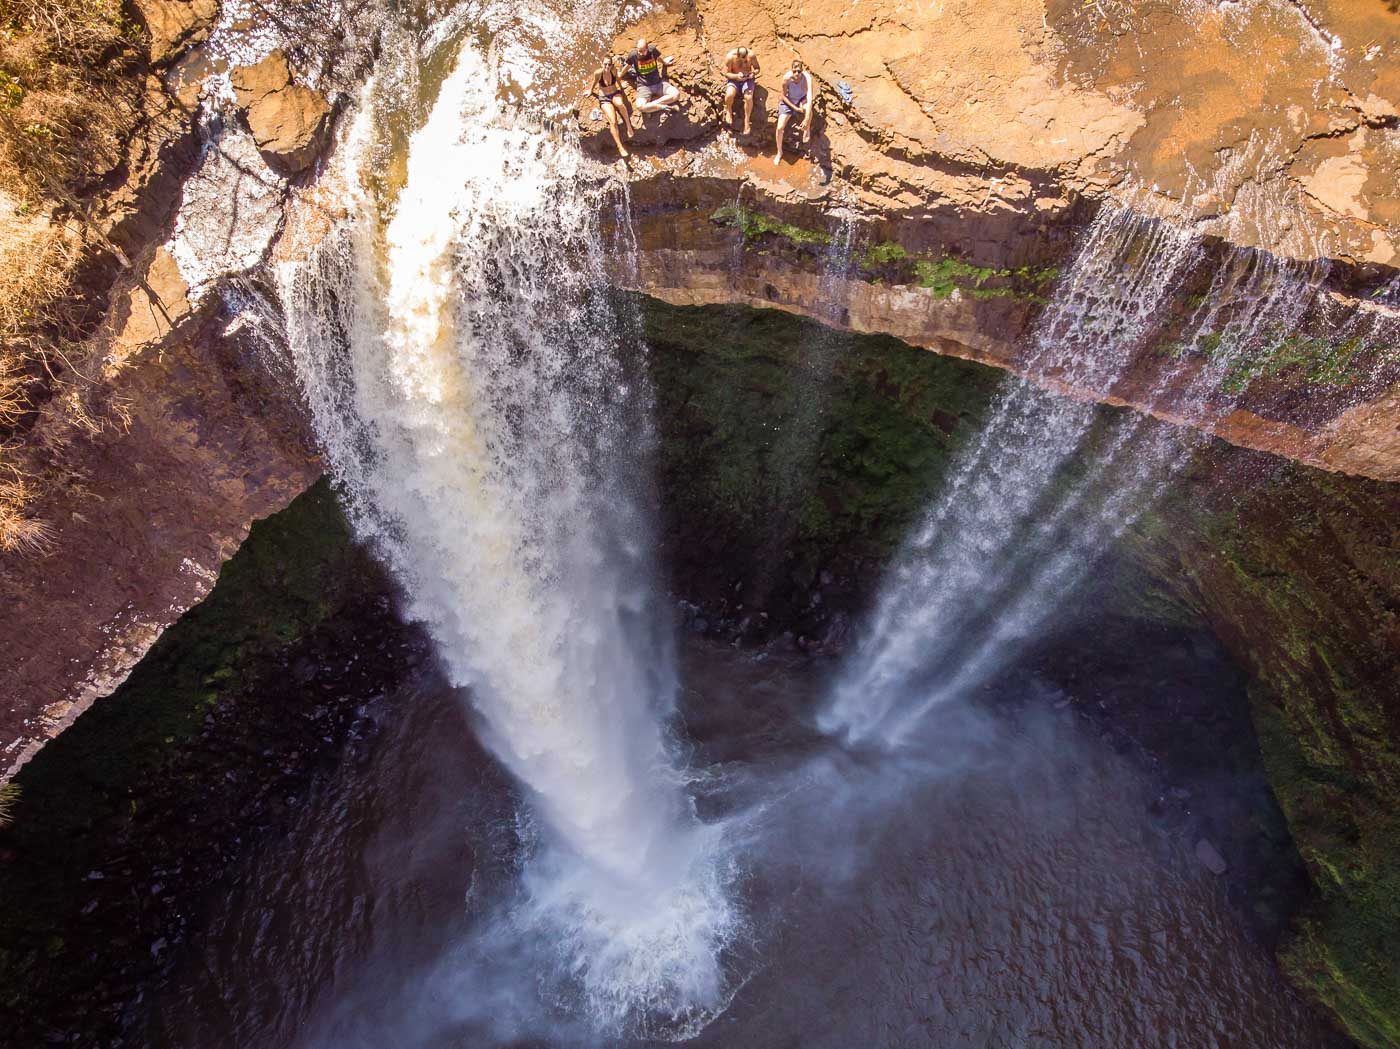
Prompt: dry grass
<box><xmin>0</xmin><ymin>0</ymin><xmax>149</xmax><ymax>554</ymax></box>
<box><xmin>0</xmin><ymin>0</ymin><xmax>145</xmax><ymax>201</ymax></box>
<box><xmin>0</xmin><ymin>199</ymin><xmax>83</xmax><ymax>555</ymax></box>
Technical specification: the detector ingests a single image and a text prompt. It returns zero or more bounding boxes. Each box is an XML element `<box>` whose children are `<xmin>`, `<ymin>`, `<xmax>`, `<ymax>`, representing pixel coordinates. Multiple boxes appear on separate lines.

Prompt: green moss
<box><xmin>1121</xmin><ymin>456</ymin><xmax>1400</xmax><ymax>1048</ymax></box>
<box><xmin>639</xmin><ymin>295</ymin><xmax>1003</xmax><ymax>597</ymax></box>
<box><xmin>862</xmin><ymin>240</ymin><xmax>909</xmax><ymax>268</ymax></box>
<box><xmin>1220</xmin><ymin>333</ymin><xmax>1373</xmax><ymax>394</ymax></box>
<box><xmin>913</xmin><ymin>256</ymin><xmax>999</xmax><ymax>297</ymax></box>
<box><xmin>860</xmin><ymin>242</ymin><xmax>1054</xmax><ymax>303</ymax></box>
<box><xmin>710</xmin><ymin>204</ymin><xmax>834</xmax><ymax>247</ymax></box>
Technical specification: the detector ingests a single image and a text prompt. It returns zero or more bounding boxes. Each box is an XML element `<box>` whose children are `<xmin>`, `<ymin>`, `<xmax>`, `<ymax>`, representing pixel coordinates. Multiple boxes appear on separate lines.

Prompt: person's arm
<box><xmin>588</xmin><ymin>68</ymin><xmax>603</xmax><ymax>96</ymax></box>
<box><xmin>751</xmin><ymin>55</ymin><xmax>761</xmax><ymax>76</ymax></box>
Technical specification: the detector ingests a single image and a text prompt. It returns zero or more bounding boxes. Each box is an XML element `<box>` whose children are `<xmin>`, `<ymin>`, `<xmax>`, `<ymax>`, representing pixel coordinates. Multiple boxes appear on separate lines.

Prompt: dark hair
<box><xmin>791</xmin><ymin>59</ymin><xmax>804</xmax><ymax>73</ymax></box>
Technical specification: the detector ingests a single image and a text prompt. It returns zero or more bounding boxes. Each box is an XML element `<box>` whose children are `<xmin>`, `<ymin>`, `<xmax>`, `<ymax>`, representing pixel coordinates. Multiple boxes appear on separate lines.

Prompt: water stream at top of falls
<box><xmin>275</xmin><ymin>20</ymin><xmax>738</xmax><ymax>1038</ymax></box>
<box><xmin>820</xmin><ymin>206</ymin><xmax>1339</xmax><ymax>747</ymax></box>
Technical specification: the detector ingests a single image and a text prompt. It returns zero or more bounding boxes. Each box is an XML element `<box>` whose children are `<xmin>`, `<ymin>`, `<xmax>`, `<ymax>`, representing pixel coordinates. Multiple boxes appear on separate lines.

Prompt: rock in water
<box><xmin>1195</xmin><ymin>838</ymin><xmax>1229</xmax><ymax>876</ymax></box>
<box><xmin>230</xmin><ymin>51</ymin><xmax>332</xmax><ymax>176</ymax></box>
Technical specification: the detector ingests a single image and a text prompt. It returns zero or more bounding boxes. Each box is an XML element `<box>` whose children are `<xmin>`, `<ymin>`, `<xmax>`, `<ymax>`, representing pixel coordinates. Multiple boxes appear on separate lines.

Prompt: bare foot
<box><xmin>743</xmin><ymin>122</ymin><xmax>751</xmax><ymax>135</ymax></box>
<box><xmin>773</xmin><ymin>154</ymin><xmax>782</xmax><ymax>167</ymax></box>
<box><xmin>619</xmin><ymin>148</ymin><xmax>630</xmax><ymax>159</ymax></box>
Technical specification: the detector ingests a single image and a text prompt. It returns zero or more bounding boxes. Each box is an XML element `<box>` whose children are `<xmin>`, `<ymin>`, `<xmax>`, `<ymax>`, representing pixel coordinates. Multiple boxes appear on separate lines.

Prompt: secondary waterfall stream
<box><xmin>821</xmin><ymin>208</ymin><xmax>1334</xmax><ymax>746</ymax></box>
<box><xmin>277</xmin><ymin>26</ymin><xmax>737</xmax><ymax>1037</ymax></box>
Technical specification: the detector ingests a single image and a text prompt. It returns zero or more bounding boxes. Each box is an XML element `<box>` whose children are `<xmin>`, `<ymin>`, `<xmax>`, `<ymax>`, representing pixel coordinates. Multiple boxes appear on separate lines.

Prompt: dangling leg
<box><xmin>602</xmin><ymin>100</ymin><xmax>629</xmax><ymax>158</ymax></box>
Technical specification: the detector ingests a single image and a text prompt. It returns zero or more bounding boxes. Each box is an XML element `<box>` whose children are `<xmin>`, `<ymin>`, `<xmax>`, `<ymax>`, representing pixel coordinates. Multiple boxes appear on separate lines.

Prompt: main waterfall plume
<box><xmin>275</xmin><ymin>26</ymin><xmax>738</xmax><ymax>1036</ymax></box>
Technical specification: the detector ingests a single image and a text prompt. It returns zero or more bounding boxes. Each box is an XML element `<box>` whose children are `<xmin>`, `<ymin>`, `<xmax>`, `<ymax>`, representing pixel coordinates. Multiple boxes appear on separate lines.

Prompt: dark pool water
<box><xmin>137</xmin><ymin>638</ymin><xmax>1348</xmax><ymax>1049</ymax></box>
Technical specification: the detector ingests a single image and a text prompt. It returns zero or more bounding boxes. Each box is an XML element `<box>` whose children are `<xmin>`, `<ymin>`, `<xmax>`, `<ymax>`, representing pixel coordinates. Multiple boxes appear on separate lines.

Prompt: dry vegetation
<box><xmin>0</xmin><ymin>0</ymin><xmax>148</xmax><ymax>553</ymax></box>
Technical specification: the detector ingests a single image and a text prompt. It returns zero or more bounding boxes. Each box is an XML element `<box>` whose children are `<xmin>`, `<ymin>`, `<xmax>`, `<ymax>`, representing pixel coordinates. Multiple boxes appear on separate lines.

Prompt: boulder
<box><xmin>229</xmin><ymin>51</ymin><xmax>333</xmax><ymax>176</ymax></box>
<box><xmin>578</xmin><ymin>89</ymin><xmax>718</xmax><ymax>154</ymax></box>
<box><xmin>1194</xmin><ymin>838</ymin><xmax>1229</xmax><ymax>876</ymax></box>
<box><xmin>112</xmin><ymin>246</ymin><xmax>196</xmax><ymax>355</ymax></box>
<box><xmin>132</xmin><ymin>0</ymin><xmax>219</xmax><ymax>65</ymax></box>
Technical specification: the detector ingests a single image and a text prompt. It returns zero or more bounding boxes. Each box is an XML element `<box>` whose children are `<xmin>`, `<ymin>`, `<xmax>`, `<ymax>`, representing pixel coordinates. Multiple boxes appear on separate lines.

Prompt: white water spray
<box><xmin>821</xmin><ymin>207</ymin><xmax>1337</xmax><ymax>747</ymax></box>
<box><xmin>278</xmin><ymin>35</ymin><xmax>736</xmax><ymax>1034</ymax></box>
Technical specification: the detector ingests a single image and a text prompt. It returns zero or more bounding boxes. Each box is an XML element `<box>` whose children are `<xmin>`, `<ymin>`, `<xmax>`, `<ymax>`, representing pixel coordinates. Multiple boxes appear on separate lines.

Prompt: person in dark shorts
<box><xmin>587</xmin><ymin>54</ymin><xmax>633</xmax><ymax>158</ymax></box>
<box><xmin>775</xmin><ymin>59</ymin><xmax>814</xmax><ymax>166</ymax></box>
<box><xmin>721</xmin><ymin>46</ymin><xmax>760</xmax><ymax>135</ymax></box>
<box><xmin>625</xmin><ymin>38</ymin><xmax>681</xmax><ymax>113</ymax></box>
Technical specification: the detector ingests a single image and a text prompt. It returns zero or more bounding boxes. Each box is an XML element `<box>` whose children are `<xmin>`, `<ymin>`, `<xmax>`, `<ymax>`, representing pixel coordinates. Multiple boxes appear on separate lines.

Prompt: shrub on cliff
<box><xmin>0</xmin><ymin>781</ymin><xmax>18</xmax><ymax>826</ymax></box>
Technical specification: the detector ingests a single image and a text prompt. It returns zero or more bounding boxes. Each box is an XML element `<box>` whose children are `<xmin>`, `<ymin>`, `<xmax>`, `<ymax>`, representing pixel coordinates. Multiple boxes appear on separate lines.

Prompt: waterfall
<box><xmin>821</xmin><ymin>207</ymin><xmax>1334</xmax><ymax>747</ymax></box>
<box><xmin>276</xmin><ymin>30</ymin><xmax>736</xmax><ymax>1035</ymax></box>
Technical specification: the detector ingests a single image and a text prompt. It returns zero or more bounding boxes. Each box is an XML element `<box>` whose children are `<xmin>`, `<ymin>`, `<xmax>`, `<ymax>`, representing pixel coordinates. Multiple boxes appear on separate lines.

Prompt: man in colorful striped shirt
<box><xmin>625</xmin><ymin>38</ymin><xmax>681</xmax><ymax>113</ymax></box>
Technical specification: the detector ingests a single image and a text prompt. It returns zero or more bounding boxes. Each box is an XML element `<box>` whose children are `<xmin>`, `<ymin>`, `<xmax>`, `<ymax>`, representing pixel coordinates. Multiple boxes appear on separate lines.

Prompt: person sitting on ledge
<box><xmin>587</xmin><ymin>54</ymin><xmax>633</xmax><ymax>158</ymax></box>
<box><xmin>721</xmin><ymin>46</ymin><xmax>760</xmax><ymax>135</ymax></box>
<box><xmin>775</xmin><ymin>59</ymin><xmax>814</xmax><ymax>166</ymax></box>
<box><xmin>625</xmin><ymin>38</ymin><xmax>681</xmax><ymax>114</ymax></box>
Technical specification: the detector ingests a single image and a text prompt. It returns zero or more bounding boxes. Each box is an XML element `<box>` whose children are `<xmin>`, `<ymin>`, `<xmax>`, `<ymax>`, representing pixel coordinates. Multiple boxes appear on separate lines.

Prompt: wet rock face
<box><xmin>230</xmin><ymin>50</ymin><xmax>333</xmax><ymax>176</ymax></box>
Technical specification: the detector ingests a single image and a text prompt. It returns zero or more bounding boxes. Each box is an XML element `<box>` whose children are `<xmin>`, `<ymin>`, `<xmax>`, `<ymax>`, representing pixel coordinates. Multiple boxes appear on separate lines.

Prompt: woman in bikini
<box><xmin>774</xmin><ymin>59</ymin><xmax>814</xmax><ymax>166</ymax></box>
<box><xmin>588</xmin><ymin>55</ymin><xmax>634</xmax><ymax>158</ymax></box>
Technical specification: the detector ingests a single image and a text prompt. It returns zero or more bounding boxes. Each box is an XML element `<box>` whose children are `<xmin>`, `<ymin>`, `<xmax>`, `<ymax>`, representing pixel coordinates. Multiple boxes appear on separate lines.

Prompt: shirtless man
<box><xmin>721</xmin><ymin>46</ymin><xmax>760</xmax><ymax>135</ymax></box>
<box><xmin>774</xmin><ymin>59</ymin><xmax>814</xmax><ymax>166</ymax></box>
<box><xmin>587</xmin><ymin>54</ymin><xmax>633</xmax><ymax>158</ymax></box>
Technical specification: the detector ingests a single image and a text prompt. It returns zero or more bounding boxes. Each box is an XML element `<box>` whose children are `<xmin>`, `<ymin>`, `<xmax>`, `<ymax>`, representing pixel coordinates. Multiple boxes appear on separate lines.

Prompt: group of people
<box><xmin>587</xmin><ymin>39</ymin><xmax>815</xmax><ymax>164</ymax></box>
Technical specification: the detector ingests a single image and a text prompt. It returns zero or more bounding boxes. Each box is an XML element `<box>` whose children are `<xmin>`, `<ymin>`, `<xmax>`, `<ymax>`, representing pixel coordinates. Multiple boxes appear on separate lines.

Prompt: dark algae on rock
<box><xmin>0</xmin><ymin>479</ymin><xmax>420</xmax><ymax>1049</ymax></box>
<box><xmin>1125</xmin><ymin>451</ymin><xmax>1400</xmax><ymax>1049</ymax></box>
<box><xmin>640</xmin><ymin>296</ymin><xmax>1001</xmax><ymax>639</ymax></box>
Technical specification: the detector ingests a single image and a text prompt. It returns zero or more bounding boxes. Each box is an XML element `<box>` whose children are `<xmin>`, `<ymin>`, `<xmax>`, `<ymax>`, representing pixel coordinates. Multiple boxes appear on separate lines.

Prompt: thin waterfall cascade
<box><xmin>275</xmin><ymin>31</ymin><xmax>737</xmax><ymax>1035</ymax></box>
<box><xmin>819</xmin><ymin>206</ymin><xmax>1379</xmax><ymax>748</ymax></box>
<box><xmin>743</xmin><ymin>213</ymin><xmax>861</xmax><ymax>609</ymax></box>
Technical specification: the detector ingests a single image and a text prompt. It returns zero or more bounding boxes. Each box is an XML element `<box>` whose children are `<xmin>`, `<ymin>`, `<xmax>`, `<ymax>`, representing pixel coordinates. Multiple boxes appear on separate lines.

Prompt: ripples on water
<box><xmin>142</xmin><ymin>638</ymin><xmax>1347</xmax><ymax>1049</ymax></box>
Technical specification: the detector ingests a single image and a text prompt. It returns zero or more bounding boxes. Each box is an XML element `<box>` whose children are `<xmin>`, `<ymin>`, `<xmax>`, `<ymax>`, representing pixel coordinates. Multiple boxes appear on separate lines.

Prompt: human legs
<box><xmin>724</xmin><ymin>81</ymin><xmax>738</xmax><ymax>125</ymax></box>
<box><xmin>742</xmin><ymin>82</ymin><xmax>754</xmax><ymax>134</ymax></box>
<box><xmin>601</xmin><ymin>99</ymin><xmax>629</xmax><ymax>157</ymax></box>
<box><xmin>774</xmin><ymin>108</ymin><xmax>791</xmax><ymax>165</ymax></box>
<box><xmin>611</xmin><ymin>91</ymin><xmax>633</xmax><ymax>133</ymax></box>
<box><xmin>635</xmin><ymin>81</ymin><xmax>680</xmax><ymax>113</ymax></box>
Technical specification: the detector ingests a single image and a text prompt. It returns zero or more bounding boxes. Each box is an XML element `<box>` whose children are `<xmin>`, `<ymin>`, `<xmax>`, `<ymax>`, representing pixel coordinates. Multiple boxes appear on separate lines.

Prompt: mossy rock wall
<box><xmin>639</xmin><ymin>296</ymin><xmax>1002</xmax><ymax>635</ymax></box>
<box><xmin>1123</xmin><ymin>453</ymin><xmax>1400</xmax><ymax>1049</ymax></box>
